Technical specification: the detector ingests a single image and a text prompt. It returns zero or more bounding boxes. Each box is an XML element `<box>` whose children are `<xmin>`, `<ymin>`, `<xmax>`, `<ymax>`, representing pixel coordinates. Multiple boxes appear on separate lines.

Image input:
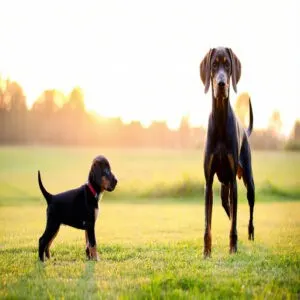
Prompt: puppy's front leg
<box><xmin>85</xmin><ymin>230</ymin><xmax>90</xmax><ymax>259</ymax></box>
<box><xmin>86</xmin><ymin>224</ymin><xmax>99</xmax><ymax>261</ymax></box>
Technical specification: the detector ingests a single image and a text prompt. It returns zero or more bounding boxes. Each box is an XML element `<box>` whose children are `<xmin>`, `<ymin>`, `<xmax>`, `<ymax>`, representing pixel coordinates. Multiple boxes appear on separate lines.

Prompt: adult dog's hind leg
<box><xmin>240</xmin><ymin>141</ymin><xmax>255</xmax><ymax>241</ymax></box>
<box><xmin>221</xmin><ymin>184</ymin><xmax>230</xmax><ymax>219</ymax></box>
<box><xmin>246</xmin><ymin>177</ymin><xmax>255</xmax><ymax>240</ymax></box>
<box><xmin>242</xmin><ymin>168</ymin><xmax>255</xmax><ymax>240</ymax></box>
<box><xmin>229</xmin><ymin>180</ymin><xmax>238</xmax><ymax>253</ymax></box>
<box><xmin>204</xmin><ymin>181</ymin><xmax>213</xmax><ymax>258</ymax></box>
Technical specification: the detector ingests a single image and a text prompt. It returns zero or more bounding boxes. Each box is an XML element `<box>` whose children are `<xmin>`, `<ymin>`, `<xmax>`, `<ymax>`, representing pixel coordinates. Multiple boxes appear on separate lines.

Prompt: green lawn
<box><xmin>0</xmin><ymin>147</ymin><xmax>299</xmax><ymax>298</ymax></box>
<box><xmin>0</xmin><ymin>146</ymin><xmax>300</xmax><ymax>204</ymax></box>
<box><xmin>0</xmin><ymin>202</ymin><xmax>299</xmax><ymax>299</ymax></box>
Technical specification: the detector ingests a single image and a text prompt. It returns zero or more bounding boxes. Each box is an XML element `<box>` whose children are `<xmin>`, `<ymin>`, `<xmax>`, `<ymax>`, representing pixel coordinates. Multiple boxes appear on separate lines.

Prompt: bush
<box><xmin>284</xmin><ymin>140</ymin><xmax>300</xmax><ymax>151</ymax></box>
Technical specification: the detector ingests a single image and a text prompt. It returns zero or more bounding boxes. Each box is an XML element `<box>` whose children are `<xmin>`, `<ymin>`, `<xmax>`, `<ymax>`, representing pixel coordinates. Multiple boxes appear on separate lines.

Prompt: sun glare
<box><xmin>0</xmin><ymin>0</ymin><xmax>299</xmax><ymax>137</ymax></box>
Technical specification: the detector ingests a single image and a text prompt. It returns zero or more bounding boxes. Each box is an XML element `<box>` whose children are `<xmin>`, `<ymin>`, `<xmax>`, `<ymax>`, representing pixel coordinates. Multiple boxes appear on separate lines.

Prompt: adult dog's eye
<box><xmin>224</xmin><ymin>61</ymin><xmax>230</xmax><ymax>70</ymax></box>
<box><xmin>212</xmin><ymin>62</ymin><xmax>218</xmax><ymax>70</ymax></box>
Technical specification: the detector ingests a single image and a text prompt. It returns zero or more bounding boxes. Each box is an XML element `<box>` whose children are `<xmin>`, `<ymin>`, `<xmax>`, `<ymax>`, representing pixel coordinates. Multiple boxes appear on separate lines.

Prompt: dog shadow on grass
<box><xmin>76</xmin><ymin>260</ymin><xmax>98</xmax><ymax>298</ymax></box>
<box><xmin>2</xmin><ymin>246</ymin><xmax>98</xmax><ymax>298</ymax></box>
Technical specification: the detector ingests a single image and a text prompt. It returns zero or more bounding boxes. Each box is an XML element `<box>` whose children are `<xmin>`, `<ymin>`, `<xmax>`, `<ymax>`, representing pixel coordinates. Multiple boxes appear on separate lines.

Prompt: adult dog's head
<box><xmin>200</xmin><ymin>47</ymin><xmax>241</xmax><ymax>99</ymax></box>
<box><xmin>88</xmin><ymin>155</ymin><xmax>117</xmax><ymax>192</ymax></box>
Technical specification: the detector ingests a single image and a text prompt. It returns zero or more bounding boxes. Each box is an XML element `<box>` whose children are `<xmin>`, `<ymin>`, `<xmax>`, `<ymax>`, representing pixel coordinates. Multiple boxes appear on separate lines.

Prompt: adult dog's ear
<box><xmin>227</xmin><ymin>48</ymin><xmax>241</xmax><ymax>93</ymax></box>
<box><xmin>200</xmin><ymin>49</ymin><xmax>213</xmax><ymax>93</ymax></box>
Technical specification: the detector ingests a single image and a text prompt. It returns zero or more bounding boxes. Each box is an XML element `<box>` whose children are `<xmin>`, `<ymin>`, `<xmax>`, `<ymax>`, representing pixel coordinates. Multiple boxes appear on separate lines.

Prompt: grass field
<box><xmin>0</xmin><ymin>146</ymin><xmax>300</xmax><ymax>204</ymax></box>
<box><xmin>0</xmin><ymin>147</ymin><xmax>300</xmax><ymax>298</ymax></box>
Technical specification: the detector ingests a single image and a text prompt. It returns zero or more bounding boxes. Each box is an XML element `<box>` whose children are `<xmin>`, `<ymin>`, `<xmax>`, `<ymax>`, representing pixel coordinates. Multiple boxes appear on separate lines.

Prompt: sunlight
<box><xmin>0</xmin><ymin>0</ymin><xmax>299</xmax><ymax>137</ymax></box>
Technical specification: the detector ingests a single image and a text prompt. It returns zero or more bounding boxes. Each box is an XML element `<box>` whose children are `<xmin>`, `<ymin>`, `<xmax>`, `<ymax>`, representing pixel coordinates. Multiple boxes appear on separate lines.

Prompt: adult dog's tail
<box><xmin>247</xmin><ymin>97</ymin><xmax>253</xmax><ymax>136</ymax></box>
<box><xmin>38</xmin><ymin>171</ymin><xmax>52</xmax><ymax>204</ymax></box>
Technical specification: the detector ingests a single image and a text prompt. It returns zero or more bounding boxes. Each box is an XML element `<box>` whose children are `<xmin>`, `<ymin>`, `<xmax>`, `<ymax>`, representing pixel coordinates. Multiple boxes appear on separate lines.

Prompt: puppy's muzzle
<box><xmin>107</xmin><ymin>174</ymin><xmax>117</xmax><ymax>192</ymax></box>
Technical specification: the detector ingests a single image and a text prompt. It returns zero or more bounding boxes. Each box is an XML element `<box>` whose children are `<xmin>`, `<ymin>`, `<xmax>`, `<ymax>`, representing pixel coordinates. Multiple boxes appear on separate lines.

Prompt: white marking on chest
<box><xmin>95</xmin><ymin>192</ymin><xmax>104</xmax><ymax>221</ymax></box>
<box><xmin>94</xmin><ymin>208</ymin><xmax>99</xmax><ymax>221</ymax></box>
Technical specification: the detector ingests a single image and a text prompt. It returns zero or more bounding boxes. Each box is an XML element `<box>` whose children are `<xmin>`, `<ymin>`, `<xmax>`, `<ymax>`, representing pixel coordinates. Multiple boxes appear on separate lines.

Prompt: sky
<box><xmin>0</xmin><ymin>0</ymin><xmax>299</xmax><ymax>135</ymax></box>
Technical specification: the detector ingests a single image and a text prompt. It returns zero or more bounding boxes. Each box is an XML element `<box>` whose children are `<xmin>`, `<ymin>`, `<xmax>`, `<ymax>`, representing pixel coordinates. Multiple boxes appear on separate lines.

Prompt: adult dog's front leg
<box><xmin>229</xmin><ymin>180</ymin><xmax>238</xmax><ymax>253</ymax></box>
<box><xmin>204</xmin><ymin>182</ymin><xmax>213</xmax><ymax>258</ymax></box>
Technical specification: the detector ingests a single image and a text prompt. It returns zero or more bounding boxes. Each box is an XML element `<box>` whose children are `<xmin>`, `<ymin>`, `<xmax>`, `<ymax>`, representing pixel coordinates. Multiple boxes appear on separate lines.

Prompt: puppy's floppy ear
<box><xmin>200</xmin><ymin>48</ymin><xmax>213</xmax><ymax>93</ymax></box>
<box><xmin>90</xmin><ymin>161</ymin><xmax>102</xmax><ymax>187</ymax></box>
<box><xmin>227</xmin><ymin>48</ymin><xmax>241</xmax><ymax>93</ymax></box>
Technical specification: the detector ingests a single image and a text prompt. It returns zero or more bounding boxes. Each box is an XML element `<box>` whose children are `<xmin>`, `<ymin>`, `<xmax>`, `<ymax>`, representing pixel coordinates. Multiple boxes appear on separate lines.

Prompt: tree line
<box><xmin>0</xmin><ymin>78</ymin><xmax>299</xmax><ymax>150</ymax></box>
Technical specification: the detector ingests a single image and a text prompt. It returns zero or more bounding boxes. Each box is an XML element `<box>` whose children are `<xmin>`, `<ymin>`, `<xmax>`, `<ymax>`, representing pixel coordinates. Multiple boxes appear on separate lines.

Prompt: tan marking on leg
<box><xmin>227</xmin><ymin>154</ymin><xmax>235</xmax><ymax>174</ymax></box>
<box><xmin>89</xmin><ymin>246</ymin><xmax>99</xmax><ymax>261</ymax></box>
<box><xmin>85</xmin><ymin>230</ymin><xmax>89</xmax><ymax>247</ymax></box>
<box><xmin>216</xmin><ymin>57</ymin><xmax>219</xmax><ymax>62</ymax></box>
<box><xmin>94</xmin><ymin>208</ymin><xmax>99</xmax><ymax>221</ymax></box>
<box><xmin>85</xmin><ymin>230</ymin><xmax>90</xmax><ymax>259</ymax></box>
<box><xmin>207</xmin><ymin>154</ymin><xmax>214</xmax><ymax>179</ymax></box>
<box><xmin>237</xmin><ymin>164</ymin><xmax>243</xmax><ymax>180</ymax></box>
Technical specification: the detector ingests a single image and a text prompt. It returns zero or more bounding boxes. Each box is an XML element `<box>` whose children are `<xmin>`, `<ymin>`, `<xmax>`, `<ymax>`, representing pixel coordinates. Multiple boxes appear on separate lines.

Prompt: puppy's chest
<box><xmin>85</xmin><ymin>192</ymin><xmax>103</xmax><ymax>220</ymax></box>
<box><xmin>94</xmin><ymin>192</ymin><xmax>103</xmax><ymax>220</ymax></box>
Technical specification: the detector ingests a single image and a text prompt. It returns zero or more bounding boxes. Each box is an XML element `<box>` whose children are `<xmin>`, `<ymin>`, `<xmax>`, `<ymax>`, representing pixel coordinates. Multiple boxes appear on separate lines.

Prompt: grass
<box><xmin>0</xmin><ymin>202</ymin><xmax>299</xmax><ymax>299</ymax></box>
<box><xmin>0</xmin><ymin>146</ymin><xmax>300</xmax><ymax>204</ymax></box>
<box><xmin>0</xmin><ymin>146</ymin><xmax>300</xmax><ymax>298</ymax></box>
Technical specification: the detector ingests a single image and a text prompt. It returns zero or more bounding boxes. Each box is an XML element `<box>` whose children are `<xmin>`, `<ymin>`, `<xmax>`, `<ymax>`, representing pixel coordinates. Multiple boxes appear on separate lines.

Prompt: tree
<box><xmin>64</xmin><ymin>86</ymin><xmax>85</xmax><ymax>113</ymax></box>
<box><xmin>32</xmin><ymin>90</ymin><xmax>60</xmax><ymax>114</ymax></box>
<box><xmin>179</xmin><ymin>115</ymin><xmax>190</xmax><ymax>148</ymax></box>
<box><xmin>3</xmin><ymin>80</ymin><xmax>27</xmax><ymax>112</ymax></box>
<box><xmin>292</xmin><ymin>120</ymin><xmax>300</xmax><ymax>141</ymax></box>
<box><xmin>0</xmin><ymin>79</ymin><xmax>28</xmax><ymax>143</ymax></box>
<box><xmin>268</xmin><ymin>110</ymin><xmax>282</xmax><ymax>136</ymax></box>
<box><xmin>0</xmin><ymin>78</ymin><xmax>5</xmax><ymax>111</ymax></box>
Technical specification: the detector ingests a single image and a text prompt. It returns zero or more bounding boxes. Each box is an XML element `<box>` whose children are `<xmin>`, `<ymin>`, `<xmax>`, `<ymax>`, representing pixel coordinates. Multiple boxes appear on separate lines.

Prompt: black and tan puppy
<box><xmin>38</xmin><ymin>155</ymin><xmax>117</xmax><ymax>261</ymax></box>
<box><xmin>200</xmin><ymin>47</ymin><xmax>255</xmax><ymax>257</ymax></box>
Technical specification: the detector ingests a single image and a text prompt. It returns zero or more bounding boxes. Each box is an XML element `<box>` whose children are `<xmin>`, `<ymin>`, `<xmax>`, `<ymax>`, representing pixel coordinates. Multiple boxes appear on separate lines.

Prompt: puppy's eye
<box><xmin>103</xmin><ymin>169</ymin><xmax>110</xmax><ymax>176</ymax></box>
<box><xmin>224</xmin><ymin>61</ymin><xmax>230</xmax><ymax>70</ymax></box>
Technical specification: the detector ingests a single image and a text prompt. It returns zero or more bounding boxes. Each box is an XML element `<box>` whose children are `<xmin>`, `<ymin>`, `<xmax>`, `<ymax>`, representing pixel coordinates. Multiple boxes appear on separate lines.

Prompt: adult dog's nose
<box><xmin>218</xmin><ymin>81</ymin><xmax>225</xmax><ymax>87</ymax></box>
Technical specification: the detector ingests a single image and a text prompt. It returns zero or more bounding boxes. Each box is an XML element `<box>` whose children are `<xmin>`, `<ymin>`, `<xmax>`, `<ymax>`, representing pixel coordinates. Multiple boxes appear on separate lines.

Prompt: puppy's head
<box><xmin>88</xmin><ymin>155</ymin><xmax>117</xmax><ymax>192</ymax></box>
<box><xmin>200</xmin><ymin>47</ymin><xmax>241</xmax><ymax>99</ymax></box>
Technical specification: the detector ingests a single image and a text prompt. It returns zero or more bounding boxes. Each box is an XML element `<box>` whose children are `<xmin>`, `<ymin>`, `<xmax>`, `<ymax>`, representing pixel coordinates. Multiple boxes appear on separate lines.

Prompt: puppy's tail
<box><xmin>247</xmin><ymin>97</ymin><xmax>253</xmax><ymax>136</ymax></box>
<box><xmin>38</xmin><ymin>170</ymin><xmax>52</xmax><ymax>204</ymax></box>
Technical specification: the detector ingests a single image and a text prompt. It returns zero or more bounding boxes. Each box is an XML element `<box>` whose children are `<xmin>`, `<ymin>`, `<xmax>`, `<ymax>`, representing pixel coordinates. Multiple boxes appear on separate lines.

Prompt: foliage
<box><xmin>1</xmin><ymin>76</ymin><xmax>299</xmax><ymax>149</ymax></box>
<box><xmin>285</xmin><ymin>140</ymin><xmax>300</xmax><ymax>152</ymax></box>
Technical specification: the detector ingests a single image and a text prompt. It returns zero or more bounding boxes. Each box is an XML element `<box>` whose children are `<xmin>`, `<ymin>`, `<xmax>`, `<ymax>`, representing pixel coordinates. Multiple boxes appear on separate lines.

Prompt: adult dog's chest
<box><xmin>211</xmin><ymin>142</ymin><xmax>235</xmax><ymax>185</ymax></box>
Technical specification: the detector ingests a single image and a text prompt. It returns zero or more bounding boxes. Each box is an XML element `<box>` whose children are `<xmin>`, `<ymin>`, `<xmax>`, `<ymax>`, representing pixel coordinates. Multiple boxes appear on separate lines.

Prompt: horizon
<box><xmin>0</xmin><ymin>0</ymin><xmax>299</xmax><ymax>136</ymax></box>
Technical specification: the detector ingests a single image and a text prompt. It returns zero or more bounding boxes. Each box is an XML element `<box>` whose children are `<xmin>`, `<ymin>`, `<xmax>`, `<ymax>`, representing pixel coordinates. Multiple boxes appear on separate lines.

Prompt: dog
<box><xmin>200</xmin><ymin>47</ymin><xmax>255</xmax><ymax>257</ymax></box>
<box><xmin>38</xmin><ymin>155</ymin><xmax>117</xmax><ymax>261</ymax></box>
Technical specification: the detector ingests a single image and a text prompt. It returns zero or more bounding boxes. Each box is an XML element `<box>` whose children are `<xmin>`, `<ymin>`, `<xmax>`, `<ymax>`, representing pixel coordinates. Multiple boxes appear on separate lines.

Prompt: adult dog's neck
<box><xmin>211</xmin><ymin>95</ymin><xmax>230</xmax><ymax>138</ymax></box>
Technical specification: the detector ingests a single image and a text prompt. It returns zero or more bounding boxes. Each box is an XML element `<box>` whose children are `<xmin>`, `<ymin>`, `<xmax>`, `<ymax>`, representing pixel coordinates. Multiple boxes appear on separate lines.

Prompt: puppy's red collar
<box><xmin>87</xmin><ymin>182</ymin><xmax>98</xmax><ymax>199</ymax></box>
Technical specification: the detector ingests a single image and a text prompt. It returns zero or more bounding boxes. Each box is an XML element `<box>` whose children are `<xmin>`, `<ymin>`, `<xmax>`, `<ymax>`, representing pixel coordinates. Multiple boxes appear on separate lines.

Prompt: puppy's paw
<box><xmin>85</xmin><ymin>247</ymin><xmax>90</xmax><ymax>259</ymax></box>
<box><xmin>88</xmin><ymin>246</ymin><xmax>99</xmax><ymax>261</ymax></box>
